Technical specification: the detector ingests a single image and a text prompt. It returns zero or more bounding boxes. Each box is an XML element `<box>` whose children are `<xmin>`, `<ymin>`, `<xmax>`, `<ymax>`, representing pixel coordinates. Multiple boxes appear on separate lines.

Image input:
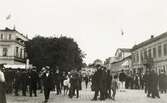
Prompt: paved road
<box><xmin>6</xmin><ymin>83</ymin><xmax>167</xmax><ymax>103</ymax></box>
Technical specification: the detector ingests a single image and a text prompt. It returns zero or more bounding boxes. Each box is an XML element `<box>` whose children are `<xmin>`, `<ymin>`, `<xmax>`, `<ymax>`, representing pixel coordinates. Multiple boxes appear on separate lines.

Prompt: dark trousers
<box><xmin>152</xmin><ymin>88</ymin><xmax>160</xmax><ymax>98</ymax></box>
<box><xmin>100</xmin><ymin>89</ymin><xmax>105</xmax><ymax>100</ymax></box>
<box><xmin>22</xmin><ymin>86</ymin><xmax>27</xmax><ymax>96</ymax></box>
<box><xmin>85</xmin><ymin>82</ymin><xmax>88</xmax><ymax>88</ymax></box>
<box><xmin>56</xmin><ymin>84</ymin><xmax>61</xmax><ymax>95</ymax></box>
<box><xmin>93</xmin><ymin>89</ymin><xmax>99</xmax><ymax>100</ymax></box>
<box><xmin>15</xmin><ymin>86</ymin><xmax>19</xmax><ymax>96</ymax></box>
<box><xmin>14</xmin><ymin>82</ymin><xmax>20</xmax><ymax>96</ymax></box>
<box><xmin>44</xmin><ymin>88</ymin><xmax>51</xmax><ymax>100</ymax></box>
<box><xmin>74</xmin><ymin>88</ymin><xmax>79</xmax><ymax>98</ymax></box>
<box><xmin>69</xmin><ymin>87</ymin><xmax>79</xmax><ymax>98</ymax></box>
<box><xmin>29</xmin><ymin>86</ymin><xmax>37</xmax><ymax>96</ymax></box>
<box><xmin>145</xmin><ymin>84</ymin><xmax>148</xmax><ymax>93</ymax></box>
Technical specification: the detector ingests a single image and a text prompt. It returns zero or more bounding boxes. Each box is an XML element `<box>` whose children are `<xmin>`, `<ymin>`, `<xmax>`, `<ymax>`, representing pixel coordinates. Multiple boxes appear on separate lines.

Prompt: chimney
<box><xmin>151</xmin><ymin>35</ymin><xmax>154</xmax><ymax>39</ymax></box>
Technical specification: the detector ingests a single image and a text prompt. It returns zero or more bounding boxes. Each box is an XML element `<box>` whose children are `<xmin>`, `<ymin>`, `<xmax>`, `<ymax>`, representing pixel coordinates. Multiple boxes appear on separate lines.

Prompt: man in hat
<box><xmin>119</xmin><ymin>69</ymin><xmax>126</xmax><ymax>92</ymax></box>
<box><xmin>159</xmin><ymin>70</ymin><xmax>167</xmax><ymax>93</ymax></box>
<box><xmin>29</xmin><ymin>68</ymin><xmax>38</xmax><ymax>97</ymax></box>
<box><xmin>42</xmin><ymin>68</ymin><xmax>53</xmax><ymax>103</ymax></box>
<box><xmin>14</xmin><ymin>68</ymin><xmax>22</xmax><ymax>96</ymax></box>
<box><xmin>91</xmin><ymin>64</ymin><xmax>102</xmax><ymax>100</ymax></box>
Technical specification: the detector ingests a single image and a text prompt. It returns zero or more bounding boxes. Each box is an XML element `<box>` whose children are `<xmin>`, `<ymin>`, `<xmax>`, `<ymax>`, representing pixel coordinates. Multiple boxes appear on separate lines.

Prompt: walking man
<box><xmin>42</xmin><ymin>67</ymin><xmax>53</xmax><ymax>103</ymax></box>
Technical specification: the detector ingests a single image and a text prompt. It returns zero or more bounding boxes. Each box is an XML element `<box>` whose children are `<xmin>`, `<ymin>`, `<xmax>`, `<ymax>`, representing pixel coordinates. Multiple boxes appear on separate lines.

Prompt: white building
<box><xmin>132</xmin><ymin>33</ymin><xmax>167</xmax><ymax>74</ymax></box>
<box><xmin>0</xmin><ymin>27</ymin><xmax>29</xmax><ymax>66</ymax></box>
<box><xmin>109</xmin><ymin>48</ymin><xmax>132</xmax><ymax>73</ymax></box>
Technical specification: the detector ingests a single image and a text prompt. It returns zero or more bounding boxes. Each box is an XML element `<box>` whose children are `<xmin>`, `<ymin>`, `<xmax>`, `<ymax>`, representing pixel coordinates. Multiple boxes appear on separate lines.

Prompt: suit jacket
<box><xmin>42</xmin><ymin>73</ymin><xmax>53</xmax><ymax>90</ymax></box>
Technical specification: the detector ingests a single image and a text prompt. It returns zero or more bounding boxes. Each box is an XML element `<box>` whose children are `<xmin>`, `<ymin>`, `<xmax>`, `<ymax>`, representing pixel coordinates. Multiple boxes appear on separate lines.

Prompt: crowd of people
<box><xmin>2</xmin><ymin>66</ymin><xmax>82</xmax><ymax>103</ymax></box>
<box><xmin>0</xmin><ymin>64</ymin><xmax>167</xmax><ymax>103</ymax></box>
<box><xmin>90</xmin><ymin>64</ymin><xmax>167</xmax><ymax>101</ymax></box>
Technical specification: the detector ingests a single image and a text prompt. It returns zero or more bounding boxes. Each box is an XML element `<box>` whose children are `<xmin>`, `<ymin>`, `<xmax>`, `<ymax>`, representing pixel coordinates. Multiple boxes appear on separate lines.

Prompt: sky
<box><xmin>1</xmin><ymin>0</ymin><xmax>167</xmax><ymax>64</ymax></box>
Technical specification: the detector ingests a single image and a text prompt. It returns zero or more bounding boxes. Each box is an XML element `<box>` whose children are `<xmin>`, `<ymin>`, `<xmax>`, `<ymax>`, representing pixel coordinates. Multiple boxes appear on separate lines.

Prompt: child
<box><xmin>63</xmin><ymin>76</ymin><xmax>70</xmax><ymax>95</ymax></box>
<box><xmin>111</xmin><ymin>75</ymin><xmax>118</xmax><ymax>100</ymax></box>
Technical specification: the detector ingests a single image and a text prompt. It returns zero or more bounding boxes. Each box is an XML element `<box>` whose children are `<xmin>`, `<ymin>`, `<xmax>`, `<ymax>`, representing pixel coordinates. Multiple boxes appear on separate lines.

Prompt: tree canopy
<box><xmin>25</xmin><ymin>36</ymin><xmax>85</xmax><ymax>72</ymax></box>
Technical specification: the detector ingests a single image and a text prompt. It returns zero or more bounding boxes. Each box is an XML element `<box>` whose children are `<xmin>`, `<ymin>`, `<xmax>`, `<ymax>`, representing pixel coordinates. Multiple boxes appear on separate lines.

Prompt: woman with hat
<box><xmin>0</xmin><ymin>66</ymin><xmax>7</xmax><ymax>103</ymax></box>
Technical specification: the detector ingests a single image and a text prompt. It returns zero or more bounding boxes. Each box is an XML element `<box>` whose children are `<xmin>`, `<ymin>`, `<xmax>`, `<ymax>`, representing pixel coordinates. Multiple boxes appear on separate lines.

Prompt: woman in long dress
<box><xmin>0</xmin><ymin>67</ymin><xmax>7</xmax><ymax>103</ymax></box>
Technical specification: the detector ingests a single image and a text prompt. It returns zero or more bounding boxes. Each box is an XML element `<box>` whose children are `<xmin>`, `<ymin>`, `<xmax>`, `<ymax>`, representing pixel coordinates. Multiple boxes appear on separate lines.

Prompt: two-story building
<box><xmin>0</xmin><ymin>27</ymin><xmax>29</xmax><ymax>66</ymax></box>
<box><xmin>132</xmin><ymin>33</ymin><xmax>167</xmax><ymax>74</ymax></box>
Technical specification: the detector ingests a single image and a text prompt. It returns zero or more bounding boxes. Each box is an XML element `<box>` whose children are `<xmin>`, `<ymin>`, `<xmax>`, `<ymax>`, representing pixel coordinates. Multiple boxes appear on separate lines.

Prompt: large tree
<box><xmin>25</xmin><ymin>36</ymin><xmax>85</xmax><ymax>71</ymax></box>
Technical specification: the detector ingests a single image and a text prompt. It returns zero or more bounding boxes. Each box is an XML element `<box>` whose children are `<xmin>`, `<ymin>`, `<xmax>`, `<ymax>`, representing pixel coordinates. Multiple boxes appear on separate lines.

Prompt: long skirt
<box><xmin>0</xmin><ymin>82</ymin><xmax>6</xmax><ymax>103</ymax></box>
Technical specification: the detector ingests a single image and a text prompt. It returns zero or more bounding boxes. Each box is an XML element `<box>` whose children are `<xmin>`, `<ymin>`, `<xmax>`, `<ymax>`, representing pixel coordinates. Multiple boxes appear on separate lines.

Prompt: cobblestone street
<box><xmin>6</xmin><ymin>83</ymin><xmax>167</xmax><ymax>103</ymax></box>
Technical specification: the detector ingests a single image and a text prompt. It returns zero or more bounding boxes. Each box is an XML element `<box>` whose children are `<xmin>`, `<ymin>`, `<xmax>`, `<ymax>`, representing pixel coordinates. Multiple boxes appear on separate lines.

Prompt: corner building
<box><xmin>0</xmin><ymin>27</ymin><xmax>29</xmax><ymax>65</ymax></box>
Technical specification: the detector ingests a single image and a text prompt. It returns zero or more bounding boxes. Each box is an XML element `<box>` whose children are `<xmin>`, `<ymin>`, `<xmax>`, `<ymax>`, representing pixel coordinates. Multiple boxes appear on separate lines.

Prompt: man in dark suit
<box><xmin>91</xmin><ymin>65</ymin><xmax>102</xmax><ymax>101</ymax></box>
<box><xmin>21</xmin><ymin>70</ymin><xmax>28</xmax><ymax>96</ymax></box>
<box><xmin>150</xmin><ymin>70</ymin><xmax>160</xmax><ymax>98</ymax></box>
<box><xmin>14</xmin><ymin>68</ymin><xmax>21</xmax><ymax>96</ymax></box>
<box><xmin>42</xmin><ymin>68</ymin><xmax>53</xmax><ymax>103</ymax></box>
<box><xmin>119</xmin><ymin>69</ymin><xmax>126</xmax><ymax>92</ymax></box>
<box><xmin>55</xmin><ymin>69</ymin><xmax>61</xmax><ymax>95</ymax></box>
<box><xmin>99</xmin><ymin>66</ymin><xmax>107</xmax><ymax>100</ymax></box>
<box><xmin>29</xmin><ymin>69</ymin><xmax>38</xmax><ymax>97</ymax></box>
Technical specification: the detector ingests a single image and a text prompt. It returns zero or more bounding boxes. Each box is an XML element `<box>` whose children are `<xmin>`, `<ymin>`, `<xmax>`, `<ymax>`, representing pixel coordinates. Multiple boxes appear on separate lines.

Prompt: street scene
<box><xmin>1</xmin><ymin>0</ymin><xmax>167</xmax><ymax>103</ymax></box>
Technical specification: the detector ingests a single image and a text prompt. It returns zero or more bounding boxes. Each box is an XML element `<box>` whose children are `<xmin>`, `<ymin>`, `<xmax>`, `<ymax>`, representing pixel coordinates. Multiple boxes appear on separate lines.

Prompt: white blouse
<box><xmin>0</xmin><ymin>70</ymin><xmax>5</xmax><ymax>82</ymax></box>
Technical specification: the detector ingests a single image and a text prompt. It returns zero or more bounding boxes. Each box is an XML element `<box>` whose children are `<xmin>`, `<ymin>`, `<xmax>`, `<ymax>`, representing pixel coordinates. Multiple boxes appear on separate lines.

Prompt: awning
<box><xmin>4</xmin><ymin>64</ymin><xmax>33</xmax><ymax>69</ymax></box>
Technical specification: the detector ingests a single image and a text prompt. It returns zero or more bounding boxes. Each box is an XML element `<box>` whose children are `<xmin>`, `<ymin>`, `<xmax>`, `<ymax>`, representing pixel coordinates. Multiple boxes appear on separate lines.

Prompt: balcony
<box><xmin>0</xmin><ymin>56</ymin><xmax>26</xmax><ymax>63</ymax></box>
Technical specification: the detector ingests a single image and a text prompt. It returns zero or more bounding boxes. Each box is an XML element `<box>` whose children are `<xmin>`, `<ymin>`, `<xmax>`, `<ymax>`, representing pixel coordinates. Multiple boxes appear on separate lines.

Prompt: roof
<box><xmin>0</xmin><ymin>27</ymin><xmax>16</xmax><ymax>32</ymax></box>
<box><xmin>0</xmin><ymin>27</ymin><xmax>29</xmax><ymax>40</ymax></box>
<box><xmin>132</xmin><ymin>32</ymin><xmax>167</xmax><ymax>50</ymax></box>
<box><xmin>115</xmin><ymin>48</ymin><xmax>131</xmax><ymax>56</ymax></box>
<box><xmin>119</xmin><ymin>48</ymin><xmax>131</xmax><ymax>52</ymax></box>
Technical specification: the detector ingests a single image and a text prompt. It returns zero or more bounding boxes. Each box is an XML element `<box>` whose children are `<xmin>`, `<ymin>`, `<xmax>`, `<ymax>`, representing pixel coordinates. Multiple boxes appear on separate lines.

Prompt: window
<box><xmin>140</xmin><ymin>52</ymin><xmax>143</xmax><ymax>62</ymax></box>
<box><xmin>164</xmin><ymin>44</ymin><xmax>167</xmax><ymax>56</ymax></box>
<box><xmin>2</xmin><ymin>48</ymin><xmax>8</xmax><ymax>56</ymax></box>
<box><xmin>148</xmin><ymin>49</ymin><xmax>151</xmax><ymax>58</ymax></box>
<box><xmin>158</xmin><ymin>45</ymin><xmax>162</xmax><ymax>57</ymax></box>
<box><xmin>132</xmin><ymin>53</ymin><xmax>135</xmax><ymax>62</ymax></box>
<box><xmin>20</xmin><ymin>49</ymin><xmax>22</xmax><ymax>58</ymax></box>
<box><xmin>9</xmin><ymin>34</ymin><xmax>11</xmax><ymax>40</ymax></box>
<box><xmin>136</xmin><ymin>52</ymin><xmax>139</xmax><ymax>62</ymax></box>
<box><xmin>1</xmin><ymin>34</ymin><xmax>3</xmax><ymax>39</ymax></box>
<box><xmin>153</xmin><ymin>48</ymin><xmax>156</xmax><ymax>58</ymax></box>
<box><xmin>16</xmin><ymin>47</ymin><xmax>19</xmax><ymax>57</ymax></box>
<box><xmin>144</xmin><ymin>50</ymin><xmax>147</xmax><ymax>59</ymax></box>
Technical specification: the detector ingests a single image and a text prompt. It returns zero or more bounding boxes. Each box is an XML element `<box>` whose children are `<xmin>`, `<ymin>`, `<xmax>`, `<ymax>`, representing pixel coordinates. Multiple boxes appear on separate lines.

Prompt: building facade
<box><xmin>132</xmin><ymin>33</ymin><xmax>167</xmax><ymax>74</ymax></box>
<box><xmin>109</xmin><ymin>48</ymin><xmax>132</xmax><ymax>73</ymax></box>
<box><xmin>0</xmin><ymin>27</ymin><xmax>29</xmax><ymax>65</ymax></box>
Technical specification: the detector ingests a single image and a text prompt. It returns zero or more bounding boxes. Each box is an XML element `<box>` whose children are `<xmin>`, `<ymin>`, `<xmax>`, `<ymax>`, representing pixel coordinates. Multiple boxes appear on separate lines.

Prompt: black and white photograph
<box><xmin>0</xmin><ymin>0</ymin><xmax>167</xmax><ymax>103</ymax></box>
